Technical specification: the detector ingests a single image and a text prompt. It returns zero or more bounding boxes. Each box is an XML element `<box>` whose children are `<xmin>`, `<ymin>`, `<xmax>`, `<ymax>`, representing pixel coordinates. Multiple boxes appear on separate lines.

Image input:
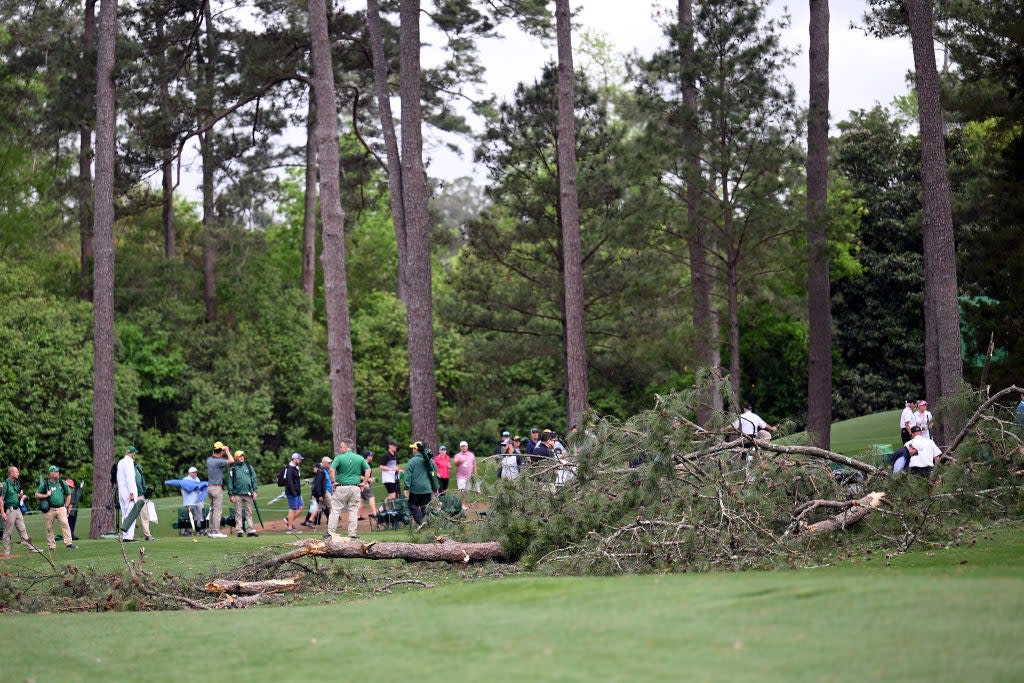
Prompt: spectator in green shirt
<box><xmin>228</xmin><ymin>450</ymin><xmax>259</xmax><ymax>537</ymax></box>
<box><xmin>327</xmin><ymin>440</ymin><xmax>370</xmax><ymax>539</ymax></box>
<box><xmin>35</xmin><ymin>466</ymin><xmax>76</xmax><ymax>551</ymax></box>
<box><xmin>1</xmin><ymin>466</ymin><xmax>34</xmax><ymax>557</ymax></box>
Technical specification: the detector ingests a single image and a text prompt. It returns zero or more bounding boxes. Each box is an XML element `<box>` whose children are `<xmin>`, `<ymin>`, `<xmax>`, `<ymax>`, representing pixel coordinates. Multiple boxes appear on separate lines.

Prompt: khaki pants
<box><xmin>44</xmin><ymin>506</ymin><xmax>73</xmax><ymax>549</ymax></box>
<box><xmin>327</xmin><ymin>485</ymin><xmax>360</xmax><ymax>536</ymax></box>
<box><xmin>233</xmin><ymin>495</ymin><xmax>255</xmax><ymax>534</ymax></box>
<box><xmin>138</xmin><ymin>499</ymin><xmax>153</xmax><ymax>538</ymax></box>
<box><xmin>2</xmin><ymin>508</ymin><xmax>30</xmax><ymax>554</ymax></box>
<box><xmin>208</xmin><ymin>485</ymin><xmax>224</xmax><ymax>532</ymax></box>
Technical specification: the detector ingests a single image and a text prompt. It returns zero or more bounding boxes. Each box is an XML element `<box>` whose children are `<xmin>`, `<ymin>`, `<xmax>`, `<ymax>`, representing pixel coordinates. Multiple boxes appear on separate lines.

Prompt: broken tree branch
<box><xmin>256</xmin><ymin>538</ymin><xmax>505</xmax><ymax>571</ymax></box>
<box><xmin>793</xmin><ymin>492</ymin><xmax>886</xmax><ymax>538</ymax></box>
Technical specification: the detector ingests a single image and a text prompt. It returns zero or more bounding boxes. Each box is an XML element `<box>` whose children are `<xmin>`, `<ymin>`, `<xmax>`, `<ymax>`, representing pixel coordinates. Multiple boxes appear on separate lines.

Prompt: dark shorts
<box><xmin>909</xmin><ymin>466</ymin><xmax>933</xmax><ymax>477</ymax></box>
<box><xmin>384</xmin><ymin>482</ymin><xmax>399</xmax><ymax>494</ymax></box>
<box><xmin>360</xmin><ymin>486</ymin><xmax>374</xmax><ymax>501</ymax></box>
<box><xmin>287</xmin><ymin>494</ymin><xmax>304</xmax><ymax>510</ymax></box>
<box><xmin>438</xmin><ymin>477</ymin><xmax>449</xmax><ymax>491</ymax></box>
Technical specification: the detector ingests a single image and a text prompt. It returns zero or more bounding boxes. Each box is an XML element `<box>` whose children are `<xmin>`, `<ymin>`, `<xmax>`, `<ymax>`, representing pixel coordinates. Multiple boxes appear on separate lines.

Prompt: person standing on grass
<box><xmin>284</xmin><ymin>452</ymin><xmax>304</xmax><ymax>533</ymax></box>
<box><xmin>433</xmin><ymin>445</ymin><xmax>451</xmax><ymax>493</ymax></box>
<box><xmin>116</xmin><ymin>446</ymin><xmax>141</xmax><ymax>542</ymax></box>
<box><xmin>206</xmin><ymin>441</ymin><xmax>233</xmax><ymax>538</ymax></box>
<box><xmin>181</xmin><ymin>467</ymin><xmax>206</xmax><ymax>534</ymax></box>
<box><xmin>228</xmin><ymin>450</ymin><xmax>259</xmax><ymax>537</ymax></box>
<box><xmin>900</xmin><ymin>399</ymin><xmax>917</xmax><ymax>444</ymax></box>
<box><xmin>1</xmin><ymin>466</ymin><xmax>34</xmax><ymax>557</ymax></box>
<box><xmin>404</xmin><ymin>441</ymin><xmax>438</xmax><ymax>525</ymax></box>
<box><xmin>328</xmin><ymin>440</ymin><xmax>370</xmax><ymax>539</ymax></box>
<box><xmin>132</xmin><ymin>454</ymin><xmax>155</xmax><ymax>541</ymax></box>
<box><xmin>36</xmin><ymin>465</ymin><xmax>76</xmax><ymax>550</ymax></box>
<box><xmin>380</xmin><ymin>441</ymin><xmax>401</xmax><ymax>500</ymax></box>
<box><xmin>357</xmin><ymin>451</ymin><xmax>377</xmax><ymax>521</ymax></box>
<box><xmin>306</xmin><ymin>457</ymin><xmax>332</xmax><ymax>527</ymax></box>
<box><xmin>454</xmin><ymin>440</ymin><xmax>478</xmax><ymax>510</ymax></box>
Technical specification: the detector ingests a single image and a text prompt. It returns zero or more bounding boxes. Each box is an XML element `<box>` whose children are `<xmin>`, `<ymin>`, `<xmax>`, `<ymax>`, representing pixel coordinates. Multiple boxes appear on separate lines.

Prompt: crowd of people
<box><xmin>1</xmin><ymin>403</ymin><xmax>952</xmax><ymax>557</ymax></box>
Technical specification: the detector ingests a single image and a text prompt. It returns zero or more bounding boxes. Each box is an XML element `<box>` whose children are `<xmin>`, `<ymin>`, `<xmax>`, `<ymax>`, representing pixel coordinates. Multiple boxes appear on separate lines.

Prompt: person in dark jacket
<box><xmin>284</xmin><ymin>452</ymin><xmax>304</xmax><ymax>533</ymax></box>
<box><xmin>404</xmin><ymin>442</ymin><xmax>438</xmax><ymax>525</ymax></box>
<box><xmin>305</xmin><ymin>457</ymin><xmax>331</xmax><ymax>527</ymax></box>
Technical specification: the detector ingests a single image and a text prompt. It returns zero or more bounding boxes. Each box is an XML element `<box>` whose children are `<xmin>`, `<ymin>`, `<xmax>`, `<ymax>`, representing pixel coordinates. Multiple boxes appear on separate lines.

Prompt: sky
<box><xmin>425</xmin><ymin>0</ymin><xmax>916</xmax><ymax>183</ymax></box>
<box><xmin>176</xmin><ymin>1</ymin><xmax>917</xmax><ymax>196</ymax></box>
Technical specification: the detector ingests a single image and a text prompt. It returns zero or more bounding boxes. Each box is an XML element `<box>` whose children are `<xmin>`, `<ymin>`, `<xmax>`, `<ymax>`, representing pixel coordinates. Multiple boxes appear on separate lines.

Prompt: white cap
<box><xmin>459</xmin><ymin>440</ymin><xmax>468</xmax><ymax>447</ymax></box>
<box><xmin>187</xmin><ymin>467</ymin><xmax>198</xmax><ymax>474</ymax></box>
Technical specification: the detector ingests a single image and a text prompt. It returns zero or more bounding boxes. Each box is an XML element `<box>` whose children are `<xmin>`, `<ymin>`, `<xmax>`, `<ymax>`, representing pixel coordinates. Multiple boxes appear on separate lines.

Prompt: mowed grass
<box><xmin>1</xmin><ymin>525</ymin><xmax>1021</xmax><ymax>682</ymax></box>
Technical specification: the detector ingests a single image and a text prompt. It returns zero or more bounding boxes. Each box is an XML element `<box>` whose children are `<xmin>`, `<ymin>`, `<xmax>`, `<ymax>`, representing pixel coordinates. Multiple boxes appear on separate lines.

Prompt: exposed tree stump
<box><xmin>794</xmin><ymin>492</ymin><xmax>886</xmax><ymax>538</ymax></box>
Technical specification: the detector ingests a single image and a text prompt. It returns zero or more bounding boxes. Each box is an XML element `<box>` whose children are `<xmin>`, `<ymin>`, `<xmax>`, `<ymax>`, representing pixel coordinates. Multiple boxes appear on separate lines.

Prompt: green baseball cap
<box><xmin>48</xmin><ymin>465</ymin><xmax>60</xmax><ymax>473</ymax></box>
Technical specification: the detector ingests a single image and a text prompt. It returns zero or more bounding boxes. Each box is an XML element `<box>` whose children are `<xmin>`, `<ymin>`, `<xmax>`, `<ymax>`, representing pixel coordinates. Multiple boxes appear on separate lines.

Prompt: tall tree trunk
<box><xmin>90</xmin><ymin>0</ymin><xmax>117</xmax><ymax>540</ymax></box>
<box><xmin>679</xmin><ymin>0</ymin><xmax>717</xmax><ymax>423</ymax></box>
<box><xmin>399</xmin><ymin>0</ymin><xmax>438</xmax><ymax>447</ymax></box>
<box><xmin>200</xmin><ymin>0</ymin><xmax>217</xmax><ymax>323</ymax></box>
<box><xmin>309</xmin><ymin>0</ymin><xmax>356</xmax><ymax>447</ymax></box>
<box><xmin>555</xmin><ymin>0</ymin><xmax>589</xmax><ymax>428</ymax></box>
<box><xmin>158</xmin><ymin>20</ymin><xmax>175</xmax><ymax>261</ymax></box>
<box><xmin>78</xmin><ymin>0</ymin><xmax>96</xmax><ymax>302</ymax></box>
<box><xmin>906</xmin><ymin>0</ymin><xmax>964</xmax><ymax>438</ymax></box>
<box><xmin>806</xmin><ymin>0</ymin><xmax>832</xmax><ymax>448</ymax></box>
<box><xmin>301</xmin><ymin>95</ymin><xmax>317</xmax><ymax>306</ymax></box>
<box><xmin>726</xmin><ymin>251</ymin><xmax>741</xmax><ymax>404</ymax></box>
<box><xmin>367</xmin><ymin>0</ymin><xmax>408</xmax><ymax>301</ymax></box>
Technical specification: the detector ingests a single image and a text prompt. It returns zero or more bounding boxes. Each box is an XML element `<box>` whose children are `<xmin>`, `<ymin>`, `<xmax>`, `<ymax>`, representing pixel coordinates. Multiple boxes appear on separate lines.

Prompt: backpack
<box><xmin>277</xmin><ymin>466</ymin><xmax>288</xmax><ymax>487</ymax></box>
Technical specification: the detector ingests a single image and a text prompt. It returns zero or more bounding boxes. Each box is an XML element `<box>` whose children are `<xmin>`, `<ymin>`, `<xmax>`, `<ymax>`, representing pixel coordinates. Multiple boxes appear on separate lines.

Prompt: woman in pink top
<box><xmin>453</xmin><ymin>441</ymin><xmax>477</xmax><ymax>509</ymax></box>
<box><xmin>433</xmin><ymin>445</ymin><xmax>451</xmax><ymax>493</ymax></box>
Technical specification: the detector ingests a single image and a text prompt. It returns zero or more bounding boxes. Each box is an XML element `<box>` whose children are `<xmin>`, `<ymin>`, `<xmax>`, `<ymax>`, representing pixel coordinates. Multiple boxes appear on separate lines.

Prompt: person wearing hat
<box><xmin>380</xmin><ymin>441</ymin><xmax>401</xmax><ymax>500</ymax></box>
<box><xmin>453</xmin><ymin>441</ymin><xmax>477</xmax><ymax>510</ymax></box>
<box><xmin>433</xmin><ymin>445</ymin><xmax>451</xmax><ymax>493</ymax></box>
<box><xmin>205</xmin><ymin>441</ymin><xmax>234</xmax><ymax>538</ymax></box>
<box><xmin>495</xmin><ymin>430</ymin><xmax>511</xmax><ymax>455</ymax></box>
<box><xmin>900</xmin><ymin>400</ymin><xmax>917</xmax><ymax>444</ymax></box>
<box><xmin>1</xmin><ymin>466</ymin><xmax>35</xmax><ymax>557</ymax></box>
<box><xmin>228</xmin><ymin>450</ymin><xmax>259</xmax><ymax>537</ymax></box>
<box><xmin>305</xmin><ymin>456</ymin><xmax>333</xmax><ymax>527</ymax></box>
<box><xmin>327</xmin><ymin>439</ymin><xmax>370</xmax><ymax>539</ymax></box>
<box><xmin>284</xmin><ymin>453</ymin><xmax>304</xmax><ymax>533</ymax></box>
<box><xmin>913</xmin><ymin>400</ymin><xmax>934</xmax><ymax>440</ymax></box>
<box><xmin>404</xmin><ymin>441</ymin><xmax>439</xmax><ymax>525</ymax></box>
<box><xmin>35</xmin><ymin>465</ymin><xmax>76</xmax><ymax>550</ymax></box>
<box><xmin>525</xmin><ymin>428</ymin><xmax>541</xmax><ymax>456</ymax></box>
<box><xmin>181</xmin><ymin>467</ymin><xmax>206</xmax><ymax>535</ymax></box>
<box><xmin>115</xmin><ymin>446</ymin><xmax>144</xmax><ymax>541</ymax></box>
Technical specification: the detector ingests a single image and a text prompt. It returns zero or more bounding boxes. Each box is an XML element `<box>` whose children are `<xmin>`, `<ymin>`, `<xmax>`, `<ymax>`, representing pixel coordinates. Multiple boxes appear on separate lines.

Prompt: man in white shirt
<box><xmin>907</xmin><ymin>426</ymin><xmax>942</xmax><ymax>476</ymax></box>
<box><xmin>116</xmin><ymin>446</ymin><xmax>140</xmax><ymax>541</ymax></box>
<box><xmin>900</xmin><ymin>400</ymin><xmax>917</xmax><ymax>443</ymax></box>
<box><xmin>732</xmin><ymin>405</ymin><xmax>777</xmax><ymax>437</ymax></box>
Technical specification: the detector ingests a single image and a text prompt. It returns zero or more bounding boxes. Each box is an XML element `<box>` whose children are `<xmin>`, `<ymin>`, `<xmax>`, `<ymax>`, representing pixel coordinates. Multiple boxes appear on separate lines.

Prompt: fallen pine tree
<box><xmin>254</xmin><ymin>536</ymin><xmax>507</xmax><ymax>571</ymax></box>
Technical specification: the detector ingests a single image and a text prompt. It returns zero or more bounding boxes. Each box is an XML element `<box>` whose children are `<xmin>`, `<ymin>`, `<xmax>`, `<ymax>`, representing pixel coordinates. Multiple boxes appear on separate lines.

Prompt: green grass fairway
<box><xmin>829</xmin><ymin>410</ymin><xmax>903</xmax><ymax>456</ymax></box>
<box><xmin>2</xmin><ymin>526</ymin><xmax>1021</xmax><ymax>683</ymax></box>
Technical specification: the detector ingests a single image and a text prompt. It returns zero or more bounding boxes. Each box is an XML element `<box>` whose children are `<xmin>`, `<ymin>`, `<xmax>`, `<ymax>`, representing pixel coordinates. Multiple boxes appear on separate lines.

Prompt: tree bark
<box><xmin>301</xmin><ymin>96</ymin><xmax>317</xmax><ymax>306</ymax></box>
<box><xmin>156</xmin><ymin>19</ymin><xmax>175</xmax><ymax>261</ymax></box>
<box><xmin>257</xmin><ymin>538</ymin><xmax>506</xmax><ymax>569</ymax></box>
<box><xmin>906</xmin><ymin>0</ymin><xmax>964</xmax><ymax>438</ymax></box>
<box><xmin>90</xmin><ymin>0</ymin><xmax>117</xmax><ymax>540</ymax></box>
<box><xmin>78</xmin><ymin>0</ymin><xmax>96</xmax><ymax>302</ymax></box>
<box><xmin>200</xmin><ymin>0</ymin><xmax>217</xmax><ymax>323</ymax></box>
<box><xmin>555</xmin><ymin>0</ymin><xmax>589</xmax><ymax>428</ymax></box>
<box><xmin>806</xmin><ymin>0</ymin><xmax>832</xmax><ymax>449</ymax></box>
<box><xmin>203</xmin><ymin>577</ymin><xmax>301</xmax><ymax>594</ymax></box>
<box><xmin>367</xmin><ymin>0</ymin><xmax>408</xmax><ymax>301</ymax></box>
<box><xmin>309</xmin><ymin>0</ymin><xmax>357</xmax><ymax>447</ymax></box>
<box><xmin>399</xmin><ymin>0</ymin><xmax>439</xmax><ymax>448</ymax></box>
<box><xmin>679</xmin><ymin>0</ymin><xmax>717</xmax><ymax>424</ymax></box>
